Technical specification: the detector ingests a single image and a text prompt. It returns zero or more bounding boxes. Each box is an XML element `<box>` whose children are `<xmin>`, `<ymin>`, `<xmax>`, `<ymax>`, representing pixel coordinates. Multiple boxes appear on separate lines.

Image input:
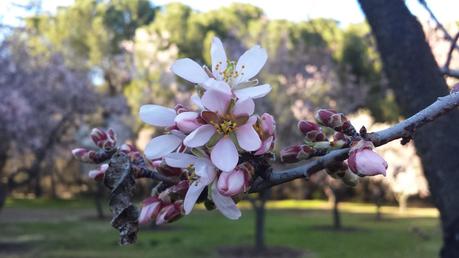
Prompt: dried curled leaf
<box><xmin>104</xmin><ymin>152</ymin><xmax>139</xmax><ymax>245</ymax></box>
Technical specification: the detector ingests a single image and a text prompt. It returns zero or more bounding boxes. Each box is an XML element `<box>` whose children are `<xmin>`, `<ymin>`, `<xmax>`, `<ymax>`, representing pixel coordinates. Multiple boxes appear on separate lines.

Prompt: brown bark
<box><xmin>358</xmin><ymin>1</ymin><xmax>459</xmax><ymax>257</ymax></box>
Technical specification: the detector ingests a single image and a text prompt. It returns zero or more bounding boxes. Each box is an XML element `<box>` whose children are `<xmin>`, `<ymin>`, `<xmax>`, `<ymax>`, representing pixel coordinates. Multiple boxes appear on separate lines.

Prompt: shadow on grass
<box><xmin>217</xmin><ymin>245</ymin><xmax>307</xmax><ymax>258</ymax></box>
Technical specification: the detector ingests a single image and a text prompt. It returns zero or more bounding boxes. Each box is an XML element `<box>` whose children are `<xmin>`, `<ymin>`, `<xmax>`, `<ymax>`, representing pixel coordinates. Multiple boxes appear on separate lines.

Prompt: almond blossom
<box><xmin>139</xmin><ymin>105</ymin><xmax>199</xmax><ymax>159</ymax></box>
<box><xmin>183</xmin><ymin>89</ymin><xmax>261</xmax><ymax>172</ymax></box>
<box><xmin>164</xmin><ymin>152</ymin><xmax>241</xmax><ymax>220</ymax></box>
<box><xmin>171</xmin><ymin>37</ymin><xmax>272</xmax><ymax>100</ymax></box>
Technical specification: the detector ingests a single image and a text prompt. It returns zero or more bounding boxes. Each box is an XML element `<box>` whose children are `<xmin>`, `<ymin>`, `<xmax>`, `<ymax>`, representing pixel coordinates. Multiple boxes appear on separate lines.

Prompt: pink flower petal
<box><xmin>234</xmin><ymin>84</ymin><xmax>272</xmax><ymax>100</ymax></box>
<box><xmin>144</xmin><ymin>134</ymin><xmax>182</xmax><ymax>159</ymax></box>
<box><xmin>211</xmin><ymin>137</ymin><xmax>238</xmax><ymax>172</ymax></box>
<box><xmin>171</xmin><ymin>58</ymin><xmax>209</xmax><ymax>84</ymax></box>
<box><xmin>201</xmin><ymin>89</ymin><xmax>232</xmax><ymax>115</ymax></box>
<box><xmin>183</xmin><ymin>179</ymin><xmax>207</xmax><ymax>215</ymax></box>
<box><xmin>232</xmin><ymin>98</ymin><xmax>255</xmax><ymax>116</ymax></box>
<box><xmin>211</xmin><ymin>37</ymin><xmax>227</xmax><ymax>80</ymax></box>
<box><xmin>175</xmin><ymin>111</ymin><xmax>201</xmax><ymax>133</ymax></box>
<box><xmin>236</xmin><ymin>123</ymin><xmax>261</xmax><ymax>152</ymax></box>
<box><xmin>234</xmin><ymin>45</ymin><xmax>268</xmax><ymax>84</ymax></box>
<box><xmin>183</xmin><ymin>124</ymin><xmax>216</xmax><ymax>148</ymax></box>
<box><xmin>191</xmin><ymin>94</ymin><xmax>204</xmax><ymax>109</ymax></box>
<box><xmin>254</xmin><ymin>136</ymin><xmax>274</xmax><ymax>155</ymax></box>
<box><xmin>211</xmin><ymin>181</ymin><xmax>241</xmax><ymax>220</ymax></box>
<box><xmin>139</xmin><ymin>105</ymin><xmax>176</xmax><ymax>127</ymax></box>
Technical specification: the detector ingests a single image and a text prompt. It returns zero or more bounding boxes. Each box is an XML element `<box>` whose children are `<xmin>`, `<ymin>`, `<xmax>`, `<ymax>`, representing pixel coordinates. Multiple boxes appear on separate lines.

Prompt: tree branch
<box><xmin>249</xmin><ymin>92</ymin><xmax>459</xmax><ymax>192</ymax></box>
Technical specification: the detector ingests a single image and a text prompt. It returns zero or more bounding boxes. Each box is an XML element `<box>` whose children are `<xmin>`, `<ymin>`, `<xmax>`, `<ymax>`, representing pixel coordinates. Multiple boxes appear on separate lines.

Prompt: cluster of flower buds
<box><xmin>91</xmin><ymin>128</ymin><xmax>117</xmax><ymax>150</ymax></box>
<box><xmin>72</xmin><ymin>128</ymin><xmax>118</xmax><ymax>164</ymax></box>
<box><xmin>315</xmin><ymin>109</ymin><xmax>357</xmax><ymax>136</ymax></box>
<box><xmin>298</xmin><ymin>120</ymin><xmax>326</xmax><ymax>142</ymax></box>
<box><xmin>348</xmin><ymin>140</ymin><xmax>387</xmax><ymax>177</ymax></box>
<box><xmin>138</xmin><ymin>181</ymin><xmax>189</xmax><ymax>225</ymax></box>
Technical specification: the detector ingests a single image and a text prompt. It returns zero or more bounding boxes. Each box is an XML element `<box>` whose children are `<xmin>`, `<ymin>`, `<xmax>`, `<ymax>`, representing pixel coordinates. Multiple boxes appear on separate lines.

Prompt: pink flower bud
<box><xmin>138</xmin><ymin>196</ymin><xmax>162</xmax><ymax>224</ymax></box>
<box><xmin>254</xmin><ymin>113</ymin><xmax>276</xmax><ymax>155</ymax></box>
<box><xmin>88</xmin><ymin>164</ymin><xmax>109</xmax><ymax>181</ymax></box>
<box><xmin>90</xmin><ymin>128</ymin><xmax>117</xmax><ymax>150</ymax></box>
<box><xmin>175</xmin><ymin>112</ymin><xmax>202</xmax><ymax>133</ymax></box>
<box><xmin>280</xmin><ymin>144</ymin><xmax>314</xmax><ymax>163</ymax></box>
<box><xmin>331</xmin><ymin>132</ymin><xmax>351</xmax><ymax>147</ymax></box>
<box><xmin>348</xmin><ymin>149</ymin><xmax>387</xmax><ymax>176</ymax></box>
<box><xmin>314</xmin><ymin>109</ymin><xmax>356</xmax><ymax>136</ymax></box>
<box><xmin>297</xmin><ymin>120</ymin><xmax>325</xmax><ymax>142</ymax></box>
<box><xmin>217</xmin><ymin>167</ymin><xmax>250</xmax><ymax>197</ymax></box>
<box><xmin>156</xmin><ymin>201</ymin><xmax>183</xmax><ymax>225</ymax></box>
<box><xmin>72</xmin><ymin>148</ymin><xmax>97</xmax><ymax>163</ymax></box>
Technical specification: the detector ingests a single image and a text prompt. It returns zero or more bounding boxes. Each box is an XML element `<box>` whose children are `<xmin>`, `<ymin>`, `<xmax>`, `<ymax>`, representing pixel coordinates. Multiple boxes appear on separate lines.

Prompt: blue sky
<box><xmin>1</xmin><ymin>0</ymin><xmax>458</xmax><ymax>27</ymax></box>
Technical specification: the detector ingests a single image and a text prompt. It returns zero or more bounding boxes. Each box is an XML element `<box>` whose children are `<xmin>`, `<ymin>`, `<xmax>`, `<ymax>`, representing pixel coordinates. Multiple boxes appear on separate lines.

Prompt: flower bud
<box><xmin>314</xmin><ymin>109</ymin><xmax>356</xmax><ymax>136</ymax></box>
<box><xmin>138</xmin><ymin>196</ymin><xmax>162</xmax><ymax>224</ymax></box>
<box><xmin>175</xmin><ymin>112</ymin><xmax>202</xmax><ymax>133</ymax></box>
<box><xmin>331</xmin><ymin>132</ymin><xmax>351</xmax><ymax>148</ymax></box>
<box><xmin>156</xmin><ymin>201</ymin><xmax>184</xmax><ymax>225</ymax></box>
<box><xmin>217</xmin><ymin>166</ymin><xmax>251</xmax><ymax>197</ymax></box>
<box><xmin>90</xmin><ymin>128</ymin><xmax>117</xmax><ymax>150</ymax></box>
<box><xmin>254</xmin><ymin>113</ymin><xmax>276</xmax><ymax>155</ymax></box>
<box><xmin>72</xmin><ymin>148</ymin><xmax>97</xmax><ymax>163</ymax></box>
<box><xmin>88</xmin><ymin>164</ymin><xmax>108</xmax><ymax>181</ymax></box>
<box><xmin>340</xmin><ymin>169</ymin><xmax>360</xmax><ymax>186</ymax></box>
<box><xmin>298</xmin><ymin>120</ymin><xmax>326</xmax><ymax>142</ymax></box>
<box><xmin>280</xmin><ymin>144</ymin><xmax>315</xmax><ymax>163</ymax></box>
<box><xmin>348</xmin><ymin>141</ymin><xmax>387</xmax><ymax>177</ymax></box>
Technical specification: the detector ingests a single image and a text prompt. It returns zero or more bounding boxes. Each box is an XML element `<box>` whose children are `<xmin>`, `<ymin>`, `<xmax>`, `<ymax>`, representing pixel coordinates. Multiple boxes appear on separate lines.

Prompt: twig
<box><xmin>249</xmin><ymin>92</ymin><xmax>459</xmax><ymax>192</ymax></box>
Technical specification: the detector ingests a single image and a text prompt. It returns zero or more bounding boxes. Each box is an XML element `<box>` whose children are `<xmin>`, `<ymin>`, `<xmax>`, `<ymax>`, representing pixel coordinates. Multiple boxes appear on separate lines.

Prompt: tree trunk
<box><xmin>332</xmin><ymin>197</ymin><xmax>342</xmax><ymax>230</ymax></box>
<box><xmin>95</xmin><ymin>181</ymin><xmax>106</xmax><ymax>219</ymax></box>
<box><xmin>252</xmin><ymin>189</ymin><xmax>269</xmax><ymax>253</ymax></box>
<box><xmin>359</xmin><ymin>1</ymin><xmax>459</xmax><ymax>257</ymax></box>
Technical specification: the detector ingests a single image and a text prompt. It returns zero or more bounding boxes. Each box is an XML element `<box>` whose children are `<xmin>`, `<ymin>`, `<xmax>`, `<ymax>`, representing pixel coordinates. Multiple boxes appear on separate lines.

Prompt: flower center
<box><xmin>212</xmin><ymin>119</ymin><xmax>237</xmax><ymax>135</ymax></box>
<box><xmin>221</xmin><ymin>60</ymin><xmax>240</xmax><ymax>82</ymax></box>
<box><xmin>186</xmin><ymin>165</ymin><xmax>199</xmax><ymax>182</ymax></box>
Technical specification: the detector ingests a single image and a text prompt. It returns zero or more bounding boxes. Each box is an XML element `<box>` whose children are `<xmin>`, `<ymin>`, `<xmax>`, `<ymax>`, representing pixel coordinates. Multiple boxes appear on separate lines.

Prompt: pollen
<box><xmin>212</xmin><ymin>119</ymin><xmax>237</xmax><ymax>135</ymax></box>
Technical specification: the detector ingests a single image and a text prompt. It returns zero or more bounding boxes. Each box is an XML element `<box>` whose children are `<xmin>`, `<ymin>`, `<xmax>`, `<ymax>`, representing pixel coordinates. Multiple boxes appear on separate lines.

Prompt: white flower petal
<box><xmin>234</xmin><ymin>84</ymin><xmax>272</xmax><ymax>100</ymax></box>
<box><xmin>194</xmin><ymin>161</ymin><xmax>217</xmax><ymax>181</ymax></box>
<box><xmin>201</xmin><ymin>89</ymin><xmax>232</xmax><ymax>115</ymax></box>
<box><xmin>232</xmin><ymin>98</ymin><xmax>255</xmax><ymax>116</ymax></box>
<box><xmin>183</xmin><ymin>124</ymin><xmax>216</xmax><ymax>148</ymax></box>
<box><xmin>183</xmin><ymin>179</ymin><xmax>207</xmax><ymax>215</ymax></box>
<box><xmin>171</xmin><ymin>58</ymin><xmax>209</xmax><ymax>84</ymax></box>
<box><xmin>139</xmin><ymin>105</ymin><xmax>176</xmax><ymax>127</ymax></box>
<box><xmin>165</xmin><ymin>152</ymin><xmax>198</xmax><ymax>168</ymax></box>
<box><xmin>234</xmin><ymin>45</ymin><xmax>268</xmax><ymax>84</ymax></box>
<box><xmin>211</xmin><ymin>37</ymin><xmax>227</xmax><ymax>80</ymax></box>
<box><xmin>211</xmin><ymin>181</ymin><xmax>241</xmax><ymax>220</ymax></box>
<box><xmin>211</xmin><ymin>137</ymin><xmax>238</xmax><ymax>172</ymax></box>
<box><xmin>144</xmin><ymin>134</ymin><xmax>182</xmax><ymax>159</ymax></box>
<box><xmin>202</xmin><ymin>78</ymin><xmax>232</xmax><ymax>95</ymax></box>
<box><xmin>236</xmin><ymin>123</ymin><xmax>262</xmax><ymax>152</ymax></box>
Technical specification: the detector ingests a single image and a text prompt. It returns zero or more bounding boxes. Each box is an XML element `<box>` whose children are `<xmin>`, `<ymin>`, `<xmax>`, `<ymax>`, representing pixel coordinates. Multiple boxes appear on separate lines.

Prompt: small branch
<box><xmin>440</xmin><ymin>67</ymin><xmax>459</xmax><ymax>79</ymax></box>
<box><xmin>444</xmin><ymin>32</ymin><xmax>459</xmax><ymax>69</ymax></box>
<box><xmin>131</xmin><ymin>165</ymin><xmax>179</xmax><ymax>185</ymax></box>
<box><xmin>250</xmin><ymin>92</ymin><xmax>459</xmax><ymax>192</ymax></box>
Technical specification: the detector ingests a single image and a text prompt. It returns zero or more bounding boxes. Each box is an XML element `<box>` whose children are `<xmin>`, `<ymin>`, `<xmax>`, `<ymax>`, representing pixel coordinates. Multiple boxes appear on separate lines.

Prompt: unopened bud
<box><xmin>280</xmin><ymin>144</ymin><xmax>315</xmax><ymax>163</ymax></box>
<box><xmin>340</xmin><ymin>169</ymin><xmax>360</xmax><ymax>187</ymax></box>
<box><xmin>156</xmin><ymin>201</ymin><xmax>184</xmax><ymax>225</ymax></box>
<box><xmin>348</xmin><ymin>140</ymin><xmax>387</xmax><ymax>177</ymax></box>
<box><xmin>298</xmin><ymin>120</ymin><xmax>326</xmax><ymax>142</ymax></box>
<box><xmin>138</xmin><ymin>196</ymin><xmax>162</xmax><ymax>224</ymax></box>
<box><xmin>88</xmin><ymin>164</ymin><xmax>108</xmax><ymax>181</ymax></box>
<box><xmin>174</xmin><ymin>104</ymin><xmax>189</xmax><ymax>114</ymax></box>
<box><xmin>217</xmin><ymin>163</ymin><xmax>252</xmax><ymax>197</ymax></box>
<box><xmin>90</xmin><ymin>128</ymin><xmax>117</xmax><ymax>150</ymax></box>
<box><xmin>159</xmin><ymin>180</ymin><xmax>189</xmax><ymax>202</ymax></box>
<box><xmin>72</xmin><ymin>148</ymin><xmax>97</xmax><ymax>163</ymax></box>
<box><xmin>314</xmin><ymin>109</ymin><xmax>356</xmax><ymax>136</ymax></box>
<box><xmin>331</xmin><ymin>132</ymin><xmax>352</xmax><ymax>148</ymax></box>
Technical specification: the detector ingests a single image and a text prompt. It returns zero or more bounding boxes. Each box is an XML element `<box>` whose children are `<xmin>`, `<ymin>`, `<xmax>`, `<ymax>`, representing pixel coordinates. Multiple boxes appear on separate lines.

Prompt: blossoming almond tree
<box><xmin>72</xmin><ymin>37</ymin><xmax>459</xmax><ymax>245</ymax></box>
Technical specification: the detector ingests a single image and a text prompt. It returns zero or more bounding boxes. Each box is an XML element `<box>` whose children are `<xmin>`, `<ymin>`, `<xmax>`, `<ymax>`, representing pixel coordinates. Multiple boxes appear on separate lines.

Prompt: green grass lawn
<box><xmin>0</xmin><ymin>200</ymin><xmax>442</xmax><ymax>258</ymax></box>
